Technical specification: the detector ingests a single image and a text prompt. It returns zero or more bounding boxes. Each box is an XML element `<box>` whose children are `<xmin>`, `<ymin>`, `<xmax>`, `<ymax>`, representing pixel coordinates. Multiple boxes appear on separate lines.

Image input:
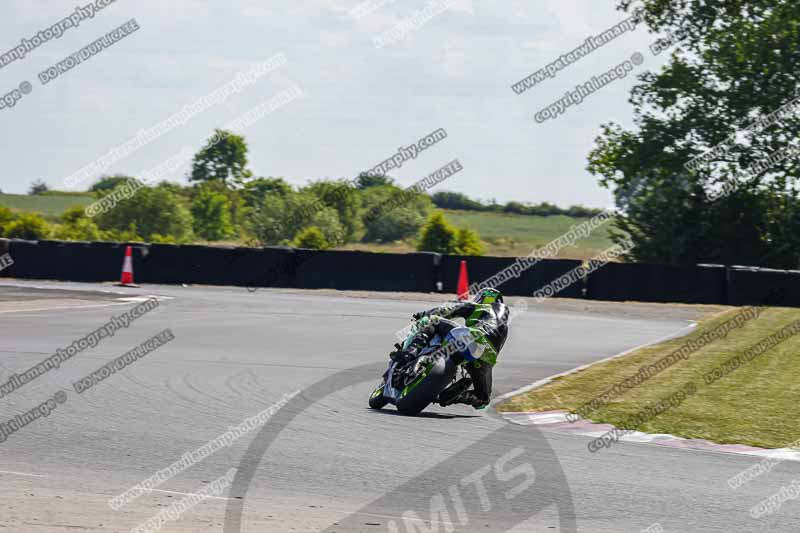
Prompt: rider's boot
<box><xmin>450</xmin><ymin>391</ymin><xmax>489</xmax><ymax>410</ymax></box>
<box><xmin>438</xmin><ymin>377</ymin><xmax>473</xmax><ymax>406</ymax></box>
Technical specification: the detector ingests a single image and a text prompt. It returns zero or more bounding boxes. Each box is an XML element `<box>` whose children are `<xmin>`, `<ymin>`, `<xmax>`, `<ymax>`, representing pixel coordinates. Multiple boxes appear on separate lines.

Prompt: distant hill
<box><xmin>343</xmin><ymin>209</ymin><xmax>618</xmax><ymax>259</ymax></box>
<box><xmin>0</xmin><ymin>192</ymin><xmax>94</xmax><ymax>219</ymax></box>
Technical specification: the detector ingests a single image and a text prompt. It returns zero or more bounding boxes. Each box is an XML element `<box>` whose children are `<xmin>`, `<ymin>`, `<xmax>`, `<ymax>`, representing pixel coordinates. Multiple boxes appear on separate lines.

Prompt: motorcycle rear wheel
<box><xmin>396</xmin><ymin>357</ymin><xmax>456</xmax><ymax>416</ymax></box>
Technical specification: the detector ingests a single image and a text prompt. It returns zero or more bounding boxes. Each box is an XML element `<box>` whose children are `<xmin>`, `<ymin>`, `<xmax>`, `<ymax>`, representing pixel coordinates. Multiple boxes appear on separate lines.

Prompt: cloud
<box><xmin>319</xmin><ymin>30</ymin><xmax>353</xmax><ymax>48</ymax></box>
<box><xmin>522</xmin><ymin>40</ymin><xmax>558</xmax><ymax>51</ymax></box>
<box><xmin>449</xmin><ymin>0</ymin><xmax>475</xmax><ymax>16</ymax></box>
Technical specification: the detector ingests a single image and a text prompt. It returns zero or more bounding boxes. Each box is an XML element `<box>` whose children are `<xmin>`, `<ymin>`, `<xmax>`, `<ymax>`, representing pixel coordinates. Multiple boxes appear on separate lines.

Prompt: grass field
<box><xmin>0</xmin><ymin>192</ymin><xmax>94</xmax><ymax>219</ymax></box>
<box><xmin>445</xmin><ymin>210</ymin><xmax>616</xmax><ymax>259</ymax></box>
<box><xmin>498</xmin><ymin>306</ymin><xmax>800</xmax><ymax>449</ymax></box>
<box><xmin>344</xmin><ymin>209</ymin><xmax>618</xmax><ymax>258</ymax></box>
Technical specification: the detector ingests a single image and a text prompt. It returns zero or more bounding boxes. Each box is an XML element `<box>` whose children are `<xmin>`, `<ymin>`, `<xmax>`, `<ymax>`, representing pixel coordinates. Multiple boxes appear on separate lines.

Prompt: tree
<box><xmin>4</xmin><ymin>213</ymin><xmax>50</xmax><ymax>239</ymax></box>
<box><xmin>305</xmin><ymin>206</ymin><xmax>346</xmax><ymax>247</ymax></box>
<box><xmin>417</xmin><ymin>212</ymin><xmax>458</xmax><ymax>254</ymax></box>
<box><xmin>89</xmin><ymin>175</ymin><xmax>132</xmax><ymax>193</ymax></box>
<box><xmin>293</xmin><ymin>226</ymin><xmax>329</xmax><ymax>249</ymax></box>
<box><xmin>28</xmin><ymin>180</ymin><xmax>49</xmax><ymax>195</ymax></box>
<box><xmin>565</xmin><ymin>205</ymin><xmax>604</xmax><ymax>217</ymax></box>
<box><xmin>454</xmin><ymin>227</ymin><xmax>485</xmax><ymax>256</ymax></box>
<box><xmin>431</xmin><ymin>191</ymin><xmax>485</xmax><ymax>211</ymax></box>
<box><xmin>303</xmin><ymin>180</ymin><xmax>361</xmax><ymax>241</ymax></box>
<box><xmin>589</xmin><ymin>0</ymin><xmax>800</xmax><ymax>268</ymax></box>
<box><xmin>190</xmin><ymin>185</ymin><xmax>235</xmax><ymax>241</ymax></box>
<box><xmin>248</xmin><ymin>194</ymin><xmax>294</xmax><ymax>245</ymax></box>
<box><xmin>357</xmin><ymin>172</ymin><xmax>394</xmax><ymax>189</ymax></box>
<box><xmin>95</xmin><ymin>183</ymin><xmax>193</xmax><ymax>242</ymax></box>
<box><xmin>249</xmin><ymin>191</ymin><xmax>345</xmax><ymax>247</ymax></box>
<box><xmin>503</xmin><ymin>201</ymin><xmax>529</xmax><ymax>215</ymax></box>
<box><xmin>190</xmin><ymin>129</ymin><xmax>253</xmax><ymax>187</ymax></box>
<box><xmin>242</xmin><ymin>177</ymin><xmax>291</xmax><ymax>208</ymax></box>
<box><xmin>360</xmin><ymin>184</ymin><xmax>432</xmax><ymax>228</ymax></box>
<box><xmin>363</xmin><ymin>207</ymin><xmax>425</xmax><ymax>242</ymax></box>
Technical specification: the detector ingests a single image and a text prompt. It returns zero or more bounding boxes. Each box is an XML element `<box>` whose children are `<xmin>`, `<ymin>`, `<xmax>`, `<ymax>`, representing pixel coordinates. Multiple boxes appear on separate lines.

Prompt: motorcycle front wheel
<box><xmin>368</xmin><ymin>383</ymin><xmax>389</xmax><ymax>410</ymax></box>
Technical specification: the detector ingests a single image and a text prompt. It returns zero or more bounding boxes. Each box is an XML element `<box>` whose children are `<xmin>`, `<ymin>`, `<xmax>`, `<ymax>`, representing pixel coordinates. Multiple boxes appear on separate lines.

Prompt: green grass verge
<box><xmin>0</xmin><ymin>192</ymin><xmax>94</xmax><ymax>217</ymax></box>
<box><xmin>498</xmin><ymin>306</ymin><xmax>800</xmax><ymax>449</ymax></box>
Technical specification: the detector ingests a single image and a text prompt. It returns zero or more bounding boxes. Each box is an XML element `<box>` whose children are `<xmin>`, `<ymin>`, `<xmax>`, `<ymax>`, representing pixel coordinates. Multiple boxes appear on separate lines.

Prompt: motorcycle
<box><xmin>368</xmin><ymin>318</ymin><xmax>478</xmax><ymax>416</ymax></box>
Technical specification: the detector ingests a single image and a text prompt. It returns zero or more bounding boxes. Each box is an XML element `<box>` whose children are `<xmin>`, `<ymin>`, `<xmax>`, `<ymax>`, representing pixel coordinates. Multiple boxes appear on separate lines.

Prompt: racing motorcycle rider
<box><xmin>389</xmin><ymin>288</ymin><xmax>509</xmax><ymax>410</ymax></box>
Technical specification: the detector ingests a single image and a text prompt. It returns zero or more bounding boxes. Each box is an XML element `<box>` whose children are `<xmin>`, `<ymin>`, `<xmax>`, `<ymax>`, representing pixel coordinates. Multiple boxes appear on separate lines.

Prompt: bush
<box><xmin>50</xmin><ymin>205</ymin><xmax>107</xmax><ymax>242</ymax></box>
<box><xmin>293</xmin><ymin>226</ymin><xmax>329</xmax><ymax>249</ymax></box>
<box><xmin>100</xmin><ymin>225</ymin><xmax>144</xmax><ymax>243</ymax></box>
<box><xmin>417</xmin><ymin>212</ymin><xmax>458</xmax><ymax>254</ymax></box>
<box><xmin>52</xmin><ymin>218</ymin><xmax>102</xmax><ymax>241</ymax></box>
<box><xmin>0</xmin><ymin>206</ymin><xmax>14</xmax><ymax>228</ymax></box>
<box><xmin>60</xmin><ymin>205</ymin><xmax>87</xmax><ymax>225</ymax></box>
<box><xmin>454</xmin><ymin>228</ymin><xmax>485</xmax><ymax>256</ymax></box>
<box><xmin>4</xmin><ymin>213</ymin><xmax>50</xmax><ymax>239</ymax></box>
<box><xmin>148</xmin><ymin>233</ymin><xmax>177</xmax><ymax>244</ymax></box>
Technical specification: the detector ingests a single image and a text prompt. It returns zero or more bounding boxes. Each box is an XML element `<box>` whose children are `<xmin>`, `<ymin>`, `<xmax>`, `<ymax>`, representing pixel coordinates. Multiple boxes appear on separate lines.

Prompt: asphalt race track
<box><xmin>1</xmin><ymin>281</ymin><xmax>798</xmax><ymax>532</ymax></box>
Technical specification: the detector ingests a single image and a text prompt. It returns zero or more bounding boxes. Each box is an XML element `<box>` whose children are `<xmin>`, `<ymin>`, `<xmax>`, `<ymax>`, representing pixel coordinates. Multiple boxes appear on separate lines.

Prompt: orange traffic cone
<box><xmin>118</xmin><ymin>245</ymin><xmax>137</xmax><ymax>287</ymax></box>
<box><xmin>456</xmin><ymin>260</ymin><xmax>469</xmax><ymax>301</ymax></box>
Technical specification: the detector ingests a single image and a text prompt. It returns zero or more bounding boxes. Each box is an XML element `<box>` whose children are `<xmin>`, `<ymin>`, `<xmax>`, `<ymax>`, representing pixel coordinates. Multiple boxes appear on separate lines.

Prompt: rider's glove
<box><xmin>389</xmin><ymin>343</ymin><xmax>405</xmax><ymax>362</ymax></box>
<box><xmin>412</xmin><ymin>311</ymin><xmax>426</xmax><ymax>320</ymax></box>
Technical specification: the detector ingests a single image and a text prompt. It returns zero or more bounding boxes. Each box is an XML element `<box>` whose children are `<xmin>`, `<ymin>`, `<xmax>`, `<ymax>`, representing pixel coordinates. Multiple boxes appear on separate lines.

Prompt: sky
<box><xmin>0</xmin><ymin>0</ymin><xmax>671</xmax><ymax>207</ymax></box>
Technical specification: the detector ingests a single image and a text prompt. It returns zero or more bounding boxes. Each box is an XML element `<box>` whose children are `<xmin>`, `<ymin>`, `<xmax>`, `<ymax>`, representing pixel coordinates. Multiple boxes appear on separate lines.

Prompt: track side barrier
<box><xmin>0</xmin><ymin>238</ymin><xmax>11</xmax><ymax>277</ymax></box>
<box><xmin>224</xmin><ymin>246</ymin><xmax>296</xmax><ymax>288</ymax></box>
<box><xmin>726</xmin><ymin>266</ymin><xmax>800</xmax><ymax>308</ymax></box>
<box><xmin>586</xmin><ymin>262</ymin><xmax>727</xmax><ymax>304</ymax></box>
<box><xmin>439</xmin><ymin>255</ymin><xmax>584</xmax><ymax>298</ymax></box>
<box><xmin>293</xmin><ymin>249</ymin><xmax>439</xmax><ymax>292</ymax></box>
<box><xmin>2</xmin><ymin>239</ymin><xmax>797</xmax><ymax>307</ymax></box>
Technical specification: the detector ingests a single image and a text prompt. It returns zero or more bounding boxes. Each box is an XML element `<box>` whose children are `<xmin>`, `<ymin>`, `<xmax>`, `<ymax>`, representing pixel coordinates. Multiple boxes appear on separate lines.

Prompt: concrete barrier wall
<box><xmin>6</xmin><ymin>239</ymin><xmax>145</xmax><ymax>283</ymax></box>
<box><xmin>726</xmin><ymin>266</ymin><xmax>800</xmax><ymax>307</ymax></box>
<box><xmin>0</xmin><ymin>238</ymin><xmax>12</xmax><ymax>277</ymax></box>
<box><xmin>222</xmin><ymin>246</ymin><xmax>296</xmax><ymax>288</ymax></box>
<box><xmin>586</xmin><ymin>262</ymin><xmax>728</xmax><ymax>305</ymax></box>
<box><xmin>439</xmin><ymin>255</ymin><xmax>583</xmax><ymax>298</ymax></box>
<box><xmin>2</xmin><ymin>238</ymin><xmax>798</xmax><ymax>307</ymax></box>
<box><xmin>294</xmin><ymin>249</ymin><xmax>439</xmax><ymax>292</ymax></box>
